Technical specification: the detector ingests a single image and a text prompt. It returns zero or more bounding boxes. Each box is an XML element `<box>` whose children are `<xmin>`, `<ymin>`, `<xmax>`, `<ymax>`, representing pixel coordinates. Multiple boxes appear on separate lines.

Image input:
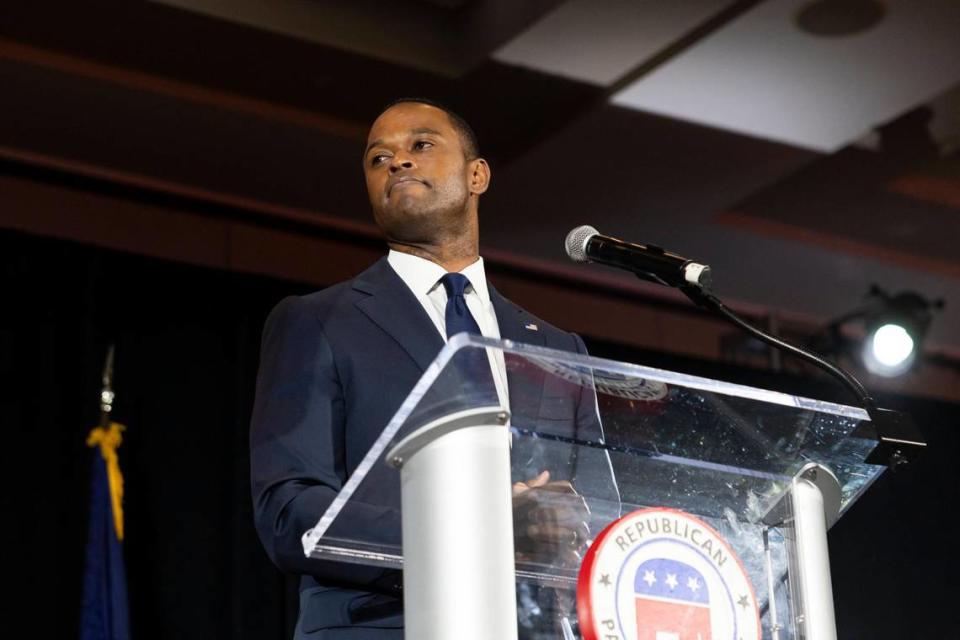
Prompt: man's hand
<box><xmin>512</xmin><ymin>471</ymin><xmax>590</xmax><ymax>568</ymax></box>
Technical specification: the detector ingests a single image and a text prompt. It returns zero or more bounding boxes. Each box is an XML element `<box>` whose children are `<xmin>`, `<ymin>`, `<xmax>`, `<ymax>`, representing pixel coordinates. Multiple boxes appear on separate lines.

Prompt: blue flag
<box><xmin>80</xmin><ymin>423</ymin><xmax>131</xmax><ymax>640</ymax></box>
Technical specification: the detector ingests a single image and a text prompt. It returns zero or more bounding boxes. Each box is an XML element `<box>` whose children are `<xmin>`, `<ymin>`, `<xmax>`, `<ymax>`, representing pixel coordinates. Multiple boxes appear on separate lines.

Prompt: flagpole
<box><xmin>80</xmin><ymin>342</ymin><xmax>131</xmax><ymax>640</ymax></box>
<box><xmin>100</xmin><ymin>344</ymin><xmax>115</xmax><ymax>428</ymax></box>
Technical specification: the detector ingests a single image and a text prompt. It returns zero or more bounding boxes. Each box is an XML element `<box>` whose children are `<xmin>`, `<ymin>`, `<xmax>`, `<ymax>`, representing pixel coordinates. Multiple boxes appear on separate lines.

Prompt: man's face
<box><xmin>363</xmin><ymin>102</ymin><xmax>479</xmax><ymax>244</ymax></box>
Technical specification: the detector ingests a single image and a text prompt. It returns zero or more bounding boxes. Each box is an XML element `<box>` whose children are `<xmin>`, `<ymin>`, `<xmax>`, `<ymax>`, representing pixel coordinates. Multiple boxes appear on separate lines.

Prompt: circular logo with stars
<box><xmin>526</xmin><ymin>357</ymin><xmax>669</xmax><ymax>403</ymax></box>
<box><xmin>577</xmin><ymin>507</ymin><xmax>761</xmax><ymax>640</ymax></box>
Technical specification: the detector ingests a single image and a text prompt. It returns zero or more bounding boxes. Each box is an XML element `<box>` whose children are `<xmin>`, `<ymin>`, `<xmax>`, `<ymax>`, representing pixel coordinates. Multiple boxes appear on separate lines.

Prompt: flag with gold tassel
<box><xmin>80</xmin><ymin>347</ymin><xmax>131</xmax><ymax>640</ymax></box>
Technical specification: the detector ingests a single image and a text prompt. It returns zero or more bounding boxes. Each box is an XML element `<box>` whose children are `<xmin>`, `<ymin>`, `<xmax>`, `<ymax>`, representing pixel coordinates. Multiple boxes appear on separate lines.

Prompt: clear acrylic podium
<box><xmin>302</xmin><ymin>335</ymin><xmax>885</xmax><ymax>640</ymax></box>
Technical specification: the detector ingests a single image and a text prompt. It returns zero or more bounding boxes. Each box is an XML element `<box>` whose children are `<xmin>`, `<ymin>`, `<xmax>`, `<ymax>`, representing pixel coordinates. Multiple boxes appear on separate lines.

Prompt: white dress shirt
<box><xmin>387</xmin><ymin>249</ymin><xmax>509</xmax><ymax>408</ymax></box>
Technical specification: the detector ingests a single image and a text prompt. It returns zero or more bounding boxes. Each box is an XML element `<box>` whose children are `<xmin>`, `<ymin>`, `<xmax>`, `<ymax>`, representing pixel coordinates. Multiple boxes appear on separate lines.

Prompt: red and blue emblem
<box><xmin>577</xmin><ymin>508</ymin><xmax>760</xmax><ymax>640</ymax></box>
<box><xmin>633</xmin><ymin>558</ymin><xmax>711</xmax><ymax>639</ymax></box>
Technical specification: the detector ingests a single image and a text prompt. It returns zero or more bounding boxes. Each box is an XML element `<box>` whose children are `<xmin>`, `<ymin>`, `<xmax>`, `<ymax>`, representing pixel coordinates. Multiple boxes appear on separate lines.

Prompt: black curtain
<box><xmin>2</xmin><ymin>228</ymin><xmax>956</xmax><ymax>638</ymax></box>
<box><xmin>2</xmin><ymin>228</ymin><xmax>307</xmax><ymax>638</ymax></box>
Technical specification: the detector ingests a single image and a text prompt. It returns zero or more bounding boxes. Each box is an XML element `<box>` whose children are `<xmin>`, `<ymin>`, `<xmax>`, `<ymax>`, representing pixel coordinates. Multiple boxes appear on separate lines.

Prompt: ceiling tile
<box><xmin>612</xmin><ymin>0</ymin><xmax>960</xmax><ymax>152</ymax></box>
<box><xmin>494</xmin><ymin>0</ymin><xmax>734</xmax><ymax>86</ymax></box>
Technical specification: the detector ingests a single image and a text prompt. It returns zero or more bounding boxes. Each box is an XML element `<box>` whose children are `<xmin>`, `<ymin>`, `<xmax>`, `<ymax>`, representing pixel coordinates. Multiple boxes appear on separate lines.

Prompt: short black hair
<box><xmin>379</xmin><ymin>97</ymin><xmax>480</xmax><ymax>159</ymax></box>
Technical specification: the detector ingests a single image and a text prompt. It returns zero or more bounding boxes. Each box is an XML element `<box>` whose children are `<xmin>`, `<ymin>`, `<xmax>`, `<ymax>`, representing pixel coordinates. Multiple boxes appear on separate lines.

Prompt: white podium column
<box><xmin>762</xmin><ymin>463</ymin><xmax>841</xmax><ymax>640</ymax></box>
<box><xmin>790</xmin><ymin>466</ymin><xmax>839</xmax><ymax>640</ymax></box>
<box><xmin>386</xmin><ymin>407</ymin><xmax>518</xmax><ymax>640</ymax></box>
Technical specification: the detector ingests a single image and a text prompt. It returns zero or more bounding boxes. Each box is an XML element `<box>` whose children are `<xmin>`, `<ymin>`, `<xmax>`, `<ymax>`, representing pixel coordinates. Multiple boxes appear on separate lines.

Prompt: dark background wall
<box><xmin>3</xmin><ymin>227</ymin><xmax>956</xmax><ymax>638</ymax></box>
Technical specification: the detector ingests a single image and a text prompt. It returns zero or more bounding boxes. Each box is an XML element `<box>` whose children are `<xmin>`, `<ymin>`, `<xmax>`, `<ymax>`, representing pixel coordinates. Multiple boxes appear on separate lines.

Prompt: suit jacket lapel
<box><xmin>489</xmin><ymin>285</ymin><xmax>545</xmax><ymax>348</ymax></box>
<box><xmin>489</xmin><ymin>284</ymin><xmax>546</xmax><ymax>427</ymax></box>
<box><xmin>353</xmin><ymin>257</ymin><xmax>445</xmax><ymax>373</ymax></box>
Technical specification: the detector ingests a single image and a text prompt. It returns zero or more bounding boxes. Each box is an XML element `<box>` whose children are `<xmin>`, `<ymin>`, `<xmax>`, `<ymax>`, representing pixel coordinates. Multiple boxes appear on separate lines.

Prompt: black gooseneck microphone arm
<box><xmin>679</xmin><ymin>285</ymin><xmax>876</xmax><ymax>413</ymax></box>
<box><xmin>678</xmin><ymin>283</ymin><xmax>925</xmax><ymax>469</ymax></box>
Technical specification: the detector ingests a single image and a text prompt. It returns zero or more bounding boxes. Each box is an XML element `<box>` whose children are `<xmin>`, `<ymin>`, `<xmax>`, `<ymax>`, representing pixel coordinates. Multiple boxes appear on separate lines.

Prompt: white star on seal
<box><xmin>665</xmin><ymin>573</ymin><xmax>679</xmax><ymax>590</ymax></box>
<box><xmin>687</xmin><ymin>576</ymin><xmax>701</xmax><ymax>592</ymax></box>
<box><xmin>642</xmin><ymin>570</ymin><xmax>656</xmax><ymax>587</ymax></box>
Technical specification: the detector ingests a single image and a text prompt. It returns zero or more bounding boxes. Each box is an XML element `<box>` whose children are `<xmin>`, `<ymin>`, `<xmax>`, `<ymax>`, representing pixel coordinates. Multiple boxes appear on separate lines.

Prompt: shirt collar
<box><xmin>387</xmin><ymin>249</ymin><xmax>490</xmax><ymax>302</ymax></box>
<box><xmin>460</xmin><ymin>256</ymin><xmax>490</xmax><ymax>303</ymax></box>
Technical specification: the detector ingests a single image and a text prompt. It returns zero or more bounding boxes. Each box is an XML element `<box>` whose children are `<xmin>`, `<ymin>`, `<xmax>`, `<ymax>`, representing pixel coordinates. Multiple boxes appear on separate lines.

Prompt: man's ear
<box><xmin>469</xmin><ymin>158</ymin><xmax>491</xmax><ymax>195</ymax></box>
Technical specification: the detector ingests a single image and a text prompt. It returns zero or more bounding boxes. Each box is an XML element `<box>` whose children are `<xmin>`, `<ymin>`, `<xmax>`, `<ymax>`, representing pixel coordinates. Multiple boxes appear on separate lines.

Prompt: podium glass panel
<box><xmin>302</xmin><ymin>334</ymin><xmax>884</xmax><ymax>639</ymax></box>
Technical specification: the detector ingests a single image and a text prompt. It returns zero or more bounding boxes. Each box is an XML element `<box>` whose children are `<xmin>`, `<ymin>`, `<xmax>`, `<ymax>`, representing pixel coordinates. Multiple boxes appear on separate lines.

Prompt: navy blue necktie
<box><xmin>440</xmin><ymin>272</ymin><xmax>482</xmax><ymax>339</ymax></box>
<box><xmin>439</xmin><ymin>273</ymin><xmax>498</xmax><ymax>403</ymax></box>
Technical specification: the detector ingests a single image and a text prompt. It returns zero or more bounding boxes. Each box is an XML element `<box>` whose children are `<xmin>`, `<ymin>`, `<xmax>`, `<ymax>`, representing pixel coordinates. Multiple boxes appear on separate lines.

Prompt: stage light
<box><xmin>862</xmin><ymin>323</ymin><xmax>915</xmax><ymax>377</ymax></box>
<box><xmin>858</xmin><ymin>288</ymin><xmax>943</xmax><ymax>377</ymax></box>
<box><xmin>822</xmin><ymin>286</ymin><xmax>944</xmax><ymax>378</ymax></box>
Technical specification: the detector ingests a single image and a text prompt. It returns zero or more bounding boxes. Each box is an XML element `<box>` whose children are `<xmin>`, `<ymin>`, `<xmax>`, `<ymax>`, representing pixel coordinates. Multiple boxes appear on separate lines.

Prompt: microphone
<box><xmin>565</xmin><ymin>225</ymin><xmax>712</xmax><ymax>289</ymax></box>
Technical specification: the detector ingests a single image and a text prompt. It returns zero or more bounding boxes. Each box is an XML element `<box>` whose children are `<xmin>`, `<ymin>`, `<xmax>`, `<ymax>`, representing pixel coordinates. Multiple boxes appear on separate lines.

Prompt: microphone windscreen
<box><xmin>565</xmin><ymin>225</ymin><xmax>598</xmax><ymax>263</ymax></box>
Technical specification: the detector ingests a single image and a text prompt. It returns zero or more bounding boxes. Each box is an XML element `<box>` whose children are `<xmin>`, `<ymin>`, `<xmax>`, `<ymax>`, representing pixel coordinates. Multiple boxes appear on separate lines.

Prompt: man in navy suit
<box><xmin>250</xmin><ymin>99</ymin><xmax>605</xmax><ymax>639</ymax></box>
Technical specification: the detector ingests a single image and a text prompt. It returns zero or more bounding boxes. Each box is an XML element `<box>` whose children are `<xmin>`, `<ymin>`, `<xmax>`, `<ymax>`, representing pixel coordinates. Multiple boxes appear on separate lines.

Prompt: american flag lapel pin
<box><xmin>525</xmin><ymin>323</ymin><xmax>539</xmax><ymax>331</ymax></box>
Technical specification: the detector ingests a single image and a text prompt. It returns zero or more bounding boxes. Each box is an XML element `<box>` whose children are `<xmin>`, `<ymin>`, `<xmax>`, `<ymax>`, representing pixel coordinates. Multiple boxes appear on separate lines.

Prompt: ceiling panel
<box><xmin>151</xmin><ymin>0</ymin><xmax>563</xmax><ymax>76</ymax></box>
<box><xmin>494</xmin><ymin>0</ymin><xmax>734</xmax><ymax>86</ymax></box>
<box><xmin>611</xmin><ymin>0</ymin><xmax>960</xmax><ymax>151</ymax></box>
